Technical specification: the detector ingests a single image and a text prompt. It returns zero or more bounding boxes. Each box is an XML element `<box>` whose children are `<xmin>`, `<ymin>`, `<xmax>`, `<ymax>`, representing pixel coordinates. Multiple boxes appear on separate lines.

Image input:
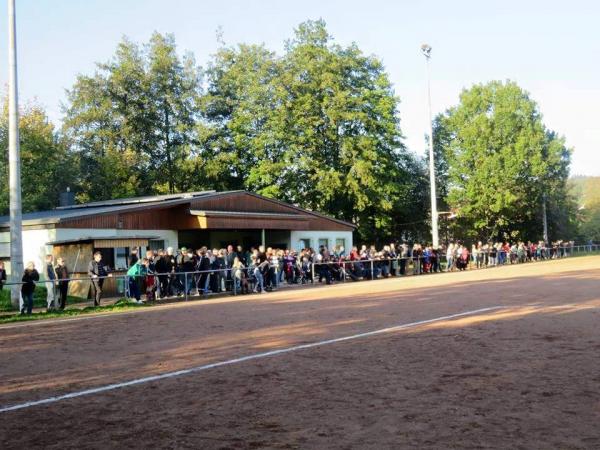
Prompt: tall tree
<box><xmin>198</xmin><ymin>43</ymin><xmax>280</xmax><ymax>191</ymax></box>
<box><xmin>271</xmin><ymin>20</ymin><xmax>425</xmax><ymax>242</ymax></box>
<box><xmin>198</xmin><ymin>20</ymin><xmax>426</xmax><ymax>242</ymax></box>
<box><xmin>1</xmin><ymin>100</ymin><xmax>75</xmax><ymax>214</ymax></box>
<box><xmin>570</xmin><ymin>176</ymin><xmax>600</xmax><ymax>242</ymax></box>
<box><xmin>146</xmin><ymin>33</ymin><xmax>200</xmax><ymax>193</ymax></box>
<box><xmin>435</xmin><ymin>80</ymin><xmax>573</xmax><ymax>241</ymax></box>
<box><xmin>62</xmin><ymin>33</ymin><xmax>200</xmax><ymax>200</ymax></box>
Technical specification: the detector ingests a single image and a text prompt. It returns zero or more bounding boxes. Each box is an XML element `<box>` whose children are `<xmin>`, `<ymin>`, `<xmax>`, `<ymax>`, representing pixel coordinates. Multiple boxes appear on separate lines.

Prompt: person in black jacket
<box><xmin>88</xmin><ymin>251</ymin><xmax>111</xmax><ymax>306</ymax></box>
<box><xmin>154</xmin><ymin>249</ymin><xmax>169</xmax><ymax>298</ymax></box>
<box><xmin>0</xmin><ymin>261</ymin><xmax>6</xmax><ymax>291</ymax></box>
<box><xmin>197</xmin><ymin>247</ymin><xmax>211</xmax><ymax>294</ymax></box>
<box><xmin>21</xmin><ymin>261</ymin><xmax>39</xmax><ymax>315</ymax></box>
<box><xmin>164</xmin><ymin>247</ymin><xmax>177</xmax><ymax>296</ymax></box>
<box><xmin>180</xmin><ymin>248</ymin><xmax>195</xmax><ymax>295</ymax></box>
<box><xmin>54</xmin><ymin>257</ymin><xmax>69</xmax><ymax>310</ymax></box>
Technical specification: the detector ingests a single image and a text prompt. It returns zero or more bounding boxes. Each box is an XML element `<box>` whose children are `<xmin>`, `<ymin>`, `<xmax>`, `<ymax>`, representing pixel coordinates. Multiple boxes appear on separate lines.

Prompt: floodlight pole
<box><xmin>422</xmin><ymin>44</ymin><xmax>439</xmax><ymax>248</ymax></box>
<box><xmin>8</xmin><ymin>0</ymin><xmax>24</xmax><ymax>309</ymax></box>
<box><xmin>542</xmin><ymin>192</ymin><xmax>549</xmax><ymax>244</ymax></box>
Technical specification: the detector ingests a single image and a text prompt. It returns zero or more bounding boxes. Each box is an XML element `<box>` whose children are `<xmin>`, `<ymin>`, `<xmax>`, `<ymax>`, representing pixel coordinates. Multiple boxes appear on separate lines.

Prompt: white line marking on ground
<box><xmin>0</xmin><ymin>306</ymin><xmax>502</xmax><ymax>414</ymax></box>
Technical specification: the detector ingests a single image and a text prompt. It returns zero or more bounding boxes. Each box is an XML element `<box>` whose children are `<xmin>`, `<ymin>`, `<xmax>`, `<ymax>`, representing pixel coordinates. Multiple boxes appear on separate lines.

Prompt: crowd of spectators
<box><xmin>121</xmin><ymin>239</ymin><xmax>576</xmax><ymax>303</ymax></box>
<box><xmin>6</xmin><ymin>238</ymin><xmax>582</xmax><ymax>314</ymax></box>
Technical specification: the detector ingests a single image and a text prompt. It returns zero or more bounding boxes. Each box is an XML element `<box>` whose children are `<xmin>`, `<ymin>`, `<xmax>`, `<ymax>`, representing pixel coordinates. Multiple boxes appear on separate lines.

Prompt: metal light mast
<box><xmin>8</xmin><ymin>0</ymin><xmax>23</xmax><ymax>308</ymax></box>
<box><xmin>421</xmin><ymin>44</ymin><xmax>439</xmax><ymax>248</ymax></box>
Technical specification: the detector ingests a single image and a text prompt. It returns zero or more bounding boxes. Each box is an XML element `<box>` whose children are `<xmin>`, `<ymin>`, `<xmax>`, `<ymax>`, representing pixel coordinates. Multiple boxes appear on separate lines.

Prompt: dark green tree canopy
<box><xmin>62</xmin><ymin>32</ymin><xmax>201</xmax><ymax>201</ymax></box>
<box><xmin>0</xmin><ymin>100</ymin><xmax>74</xmax><ymax>214</ymax></box>
<box><xmin>435</xmin><ymin>80</ymin><xmax>574</xmax><ymax>241</ymax></box>
<box><xmin>199</xmin><ymin>20</ymin><xmax>427</xmax><ymax>242</ymax></box>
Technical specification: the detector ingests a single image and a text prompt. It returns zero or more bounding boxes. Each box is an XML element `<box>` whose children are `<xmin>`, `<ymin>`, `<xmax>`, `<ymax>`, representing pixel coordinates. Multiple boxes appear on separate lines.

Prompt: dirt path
<box><xmin>1</xmin><ymin>256</ymin><xmax>599</xmax><ymax>449</ymax></box>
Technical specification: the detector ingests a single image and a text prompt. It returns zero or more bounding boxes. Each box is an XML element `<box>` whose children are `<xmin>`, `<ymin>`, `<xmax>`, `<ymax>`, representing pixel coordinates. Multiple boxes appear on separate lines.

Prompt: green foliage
<box><xmin>0</xmin><ymin>101</ymin><xmax>76</xmax><ymax>214</ymax></box>
<box><xmin>198</xmin><ymin>43</ymin><xmax>280</xmax><ymax>192</ymax></box>
<box><xmin>199</xmin><ymin>20</ymin><xmax>428</xmax><ymax>242</ymax></box>
<box><xmin>62</xmin><ymin>33</ymin><xmax>201</xmax><ymax>200</ymax></box>
<box><xmin>435</xmin><ymin>81</ymin><xmax>575</xmax><ymax>241</ymax></box>
<box><xmin>570</xmin><ymin>176</ymin><xmax>600</xmax><ymax>242</ymax></box>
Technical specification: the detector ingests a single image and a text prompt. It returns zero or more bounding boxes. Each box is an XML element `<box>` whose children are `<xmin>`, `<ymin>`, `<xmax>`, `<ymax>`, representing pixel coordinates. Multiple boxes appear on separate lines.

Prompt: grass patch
<box><xmin>0</xmin><ymin>286</ymin><xmax>87</xmax><ymax>312</ymax></box>
<box><xmin>0</xmin><ymin>298</ymin><xmax>149</xmax><ymax>324</ymax></box>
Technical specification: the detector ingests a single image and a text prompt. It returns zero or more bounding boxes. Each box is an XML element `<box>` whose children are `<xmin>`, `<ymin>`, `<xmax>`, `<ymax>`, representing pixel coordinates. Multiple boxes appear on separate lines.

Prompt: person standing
<box><xmin>181</xmin><ymin>248</ymin><xmax>196</xmax><ymax>295</ymax></box>
<box><xmin>225</xmin><ymin>245</ymin><xmax>237</xmax><ymax>283</ymax></box>
<box><xmin>126</xmin><ymin>257</ymin><xmax>145</xmax><ymax>302</ymax></box>
<box><xmin>44</xmin><ymin>255</ymin><xmax>57</xmax><ymax>311</ymax></box>
<box><xmin>154</xmin><ymin>249</ymin><xmax>169</xmax><ymax>298</ymax></box>
<box><xmin>128</xmin><ymin>248</ymin><xmax>139</xmax><ymax>267</ymax></box>
<box><xmin>54</xmin><ymin>257</ymin><xmax>70</xmax><ymax>310</ymax></box>
<box><xmin>399</xmin><ymin>243</ymin><xmax>409</xmax><ymax>276</ymax></box>
<box><xmin>0</xmin><ymin>261</ymin><xmax>6</xmax><ymax>291</ymax></box>
<box><xmin>446</xmin><ymin>243</ymin><xmax>455</xmax><ymax>272</ymax></box>
<box><xmin>232</xmin><ymin>256</ymin><xmax>246</xmax><ymax>293</ymax></box>
<box><xmin>88</xmin><ymin>251</ymin><xmax>111</xmax><ymax>307</ymax></box>
<box><xmin>165</xmin><ymin>247</ymin><xmax>177</xmax><ymax>296</ymax></box>
<box><xmin>197</xmin><ymin>247</ymin><xmax>211</xmax><ymax>294</ymax></box>
<box><xmin>144</xmin><ymin>249</ymin><xmax>156</xmax><ymax>297</ymax></box>
<box><xmin>143</xmin><ymin>258</ymin><xmax>156</xmax><ymax>302</ymax></box>
<box><xmin>21</xmin><ymin>262</ymin><xmax>39</xmax><ymax>315</ymax></box>
<box><xmin>389</xmin><ymin>243</ymin><xmax>398</xmax><ymax>276</ymax></box>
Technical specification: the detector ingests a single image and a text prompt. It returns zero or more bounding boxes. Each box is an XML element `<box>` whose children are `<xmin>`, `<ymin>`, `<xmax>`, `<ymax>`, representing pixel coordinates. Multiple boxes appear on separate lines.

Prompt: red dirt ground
<box><xmin>1</xmin><ymin>256</ymin><xmax>599</xmax><ymax>449</ymax></box>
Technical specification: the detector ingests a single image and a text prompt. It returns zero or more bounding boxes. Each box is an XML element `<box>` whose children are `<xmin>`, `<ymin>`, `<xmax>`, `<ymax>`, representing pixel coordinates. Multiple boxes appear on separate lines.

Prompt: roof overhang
<box><xmin>47</xmin><ymin>236</ymin><xmax>161</xmax><ymax>248</ymax></box>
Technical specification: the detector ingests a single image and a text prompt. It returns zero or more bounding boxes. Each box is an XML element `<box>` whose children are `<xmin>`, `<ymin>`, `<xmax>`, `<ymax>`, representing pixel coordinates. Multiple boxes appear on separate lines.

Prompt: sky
<box><xmin>1</xmin><ymin>0</ymin><xmax>599</xmax><ymax>175</ymax></box>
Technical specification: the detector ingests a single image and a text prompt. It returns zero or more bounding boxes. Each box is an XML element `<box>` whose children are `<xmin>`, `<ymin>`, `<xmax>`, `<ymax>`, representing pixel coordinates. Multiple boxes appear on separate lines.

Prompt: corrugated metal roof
<box><xmin>0</xmin><ymin>191</ymin><xmax>224</xmax><ymax>227</ymax></box>
<box><xmin>55</xmin><ymin>191</ymin><xmax>215</xmax><ymax>210</ymax></box>
<box><xmin>0</xmin><ymin>190</ymin><xmax>356</xmax><ymax>229</ymax></box>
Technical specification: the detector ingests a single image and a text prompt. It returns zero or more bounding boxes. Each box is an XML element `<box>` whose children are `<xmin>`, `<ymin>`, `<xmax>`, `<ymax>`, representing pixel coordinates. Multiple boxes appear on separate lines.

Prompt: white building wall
<box><xmin>290</xmin><ymin>230</ymin><xmax>353</xmax><ymax>253</ymax></box>
<box><xmin>0</xmin><ymin>228</ymin><xmax>178</xmax><ymax>278</ymax></box>
<box><xmin>21</xmin><ymin>228</ymin><xmax>56</xmax><ymax>279</ymax></box>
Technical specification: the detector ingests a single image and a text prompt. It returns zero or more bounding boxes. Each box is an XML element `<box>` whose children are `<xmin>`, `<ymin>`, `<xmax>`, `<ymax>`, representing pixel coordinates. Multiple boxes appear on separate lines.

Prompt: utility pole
<box><xmin>421</xmin><ymin>44</ymin><xmax>439</xmax><ymax>248</ymax></box>
<box><xmin>8</xmin><ymin>0</ymin><xmax>23</xmax><ymax>309</ymax></box>
<box><xmin>542</xmin><ymin>193</ymin><xmax>549</xmax><ymax>244</ymax></box>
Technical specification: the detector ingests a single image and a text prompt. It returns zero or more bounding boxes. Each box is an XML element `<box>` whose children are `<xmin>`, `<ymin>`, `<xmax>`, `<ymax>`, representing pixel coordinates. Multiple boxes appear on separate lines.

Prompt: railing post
<box><xmin>370</xmin><ymin>259</ymin><xmax>374</xmax><ymax>280</ymax></box>
<box><xmin>311</xmin><ymin>262</ymin><xmax>315</xmax><ymax>283</ymax></box>
<box><xmin>184</xmin><ymin>272</ymin><xmax>188</xmax><ymax>301</ymax></box>
<box><xmin>233</xmin><ymin>269</ymin><xmax>237</xmax><ymax>295</ymax></box>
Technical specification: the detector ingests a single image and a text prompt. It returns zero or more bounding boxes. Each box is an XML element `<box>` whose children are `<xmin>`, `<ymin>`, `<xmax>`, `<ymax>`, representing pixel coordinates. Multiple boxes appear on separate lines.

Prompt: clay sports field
<box><xmin>1</xmin><ymin>256</ymin><xmax>599</xmax><ymax>449</ymax></box>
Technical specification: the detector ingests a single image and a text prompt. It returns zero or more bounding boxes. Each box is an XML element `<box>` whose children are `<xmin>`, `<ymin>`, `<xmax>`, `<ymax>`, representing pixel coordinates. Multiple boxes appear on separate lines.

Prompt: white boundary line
<box><xmin>0</xmin><ymin>306</ymin><xmax>502</xmax><ymax>414</ymax></box>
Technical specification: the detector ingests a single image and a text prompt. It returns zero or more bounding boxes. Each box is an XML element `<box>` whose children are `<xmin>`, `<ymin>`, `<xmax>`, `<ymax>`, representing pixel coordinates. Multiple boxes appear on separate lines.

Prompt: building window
<box><xmin>95</xmin><ymin>248</ymin><xmax>115</xmax><ymax>270</ymax></box>
<box><xmin>115</xmin><ymin>247</ymin><xmax>128</xmax><ymax>270</ymax></box>
<box><xmin>149</xmin><ymin>240</ymin><xmax>165</xmax><ymax>251</ymax></box>
<box><xmin>318</xmin><ymin>238</ymin><xmax>329</xmax><ymax>249</ymax></box>
<box><xmin>298</xmin><ymin>238</ymin><xmax>311</xmax><ymax>250</ymax></box>
<box><xmin>335</xmin><ymin>238</ymin><xmax>346</xmax><ymax>251</ymax></box>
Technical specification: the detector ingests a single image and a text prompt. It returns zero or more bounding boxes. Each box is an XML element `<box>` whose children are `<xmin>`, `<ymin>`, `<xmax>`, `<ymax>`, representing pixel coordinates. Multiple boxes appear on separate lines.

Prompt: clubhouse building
<box><xmin>0</xmin><ymin>190</ymin><xmax>355</xmax><ymax>295</ymax></box>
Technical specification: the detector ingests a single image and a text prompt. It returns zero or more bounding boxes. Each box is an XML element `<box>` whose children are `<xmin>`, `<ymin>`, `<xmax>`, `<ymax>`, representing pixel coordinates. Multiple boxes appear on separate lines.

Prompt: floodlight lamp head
<box><xmin>421</xmin><ymin>44</ymin><xmax>432</xmax><ymax>59</ymax></box>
